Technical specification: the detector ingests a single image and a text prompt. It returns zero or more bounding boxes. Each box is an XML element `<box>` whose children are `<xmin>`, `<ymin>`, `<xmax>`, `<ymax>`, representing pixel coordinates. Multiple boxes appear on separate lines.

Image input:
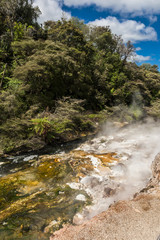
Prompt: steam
<box><xmin>73</xmin><ymin>118</ymin><xmax>160</xmax><ymax>224</ymax></box>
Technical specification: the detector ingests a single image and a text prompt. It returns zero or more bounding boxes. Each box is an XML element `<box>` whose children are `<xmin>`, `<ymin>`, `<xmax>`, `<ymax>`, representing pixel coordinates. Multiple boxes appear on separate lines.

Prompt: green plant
<box><xmin>31</xmin><ymin>117</ymin><xmax>51</xmax><ymax>140</ymax></box>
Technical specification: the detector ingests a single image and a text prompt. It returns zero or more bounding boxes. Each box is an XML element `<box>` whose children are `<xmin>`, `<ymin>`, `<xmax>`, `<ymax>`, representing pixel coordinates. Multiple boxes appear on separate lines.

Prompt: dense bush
<box><xmin>0</xmin><ymin>3</ymin><xmax>160</xmax><ymax>153</ymax></box>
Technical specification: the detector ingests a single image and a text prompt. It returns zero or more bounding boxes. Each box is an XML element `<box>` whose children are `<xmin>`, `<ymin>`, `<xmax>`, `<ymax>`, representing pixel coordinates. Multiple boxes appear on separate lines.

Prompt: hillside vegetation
<box><xmin>0</xmin><ymin>0</ymin><xmax>160</xmax><ymax>153</ymax></box>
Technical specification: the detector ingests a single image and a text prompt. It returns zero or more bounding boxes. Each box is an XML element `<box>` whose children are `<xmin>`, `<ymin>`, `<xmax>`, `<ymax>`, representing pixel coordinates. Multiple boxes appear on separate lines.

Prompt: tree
<box><xmin>89</xmin><ymin>26</ymin><xmax>117</xmax><ymax>54</ymax></box>
<box><xmin>140</xmin><ymin>63</ymin><xmax>159</xmax><ymax>73</ymax></box>
<box><xmin>0</xmin><ymin>0</ymin><xmax>41</xmax><ymax>39</ymax></box>
<box><xmin>44</xmin><ymin>19</ymin><xmax>87</xmax><ymax>50</ymax></box>
<box><xmin>116</xmin><ymin>39</ymin><xmax>135</xmax><ymax>66</ymax></box>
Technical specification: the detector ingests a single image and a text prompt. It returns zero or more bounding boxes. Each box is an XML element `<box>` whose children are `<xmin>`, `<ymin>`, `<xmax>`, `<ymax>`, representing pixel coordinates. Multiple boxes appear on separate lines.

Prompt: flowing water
<box><xmin>0</xmin><ymin>120</ymin><xmax>160</xmax><ymax>239</ymax></box>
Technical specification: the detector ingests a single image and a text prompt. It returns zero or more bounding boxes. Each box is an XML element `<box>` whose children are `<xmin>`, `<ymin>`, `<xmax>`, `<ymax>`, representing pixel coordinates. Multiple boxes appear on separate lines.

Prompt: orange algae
<box><xmin>69</xmin><ymin>151</ymin><xmax>119</xmax><ymax>173</ymax></box>
<box><xmin>69</xmin><ymin>157</ymin><xmax>94</xmax><ymax>177</ymax></box>
<box><xmin>71</xmin><ymin>150</ymin><xmax>88</xmax><ymax>158</ymax></box>
<box><xmin>93</xmin><ymin>153</ymin><xmax>119</xmax><ymax>166</ymax></box>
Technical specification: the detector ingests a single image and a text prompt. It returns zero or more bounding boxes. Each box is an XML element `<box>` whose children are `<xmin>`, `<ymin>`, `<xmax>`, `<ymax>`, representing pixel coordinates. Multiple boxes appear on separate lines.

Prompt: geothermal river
<box><xmin>0</xmin><ymin>119</ymin><xmax>160</xmax><ymax>239</ymax></box>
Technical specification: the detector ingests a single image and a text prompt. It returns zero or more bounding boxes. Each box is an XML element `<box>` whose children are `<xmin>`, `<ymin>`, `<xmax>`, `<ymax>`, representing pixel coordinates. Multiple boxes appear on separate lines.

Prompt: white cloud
<box><xmin>148</xmin><ymin>15</ymin><xmax>157</xmax><ymax>24</ymax></box>
<box><xmin>88</xmin><ymin>17</ymin><xmax>157</xmax><ymax>43</ymax></box>
<box><xmin>136</xmin><ymin>47</ymin><xmax>142</xmax><ymax>51</ymax></box>
<box><xmin>34</xmin><ymin>0</ymin><xmax>71</xmax><ymax>23</ymax></box>
<box><xmin>129</xmin><ymin>53</ymin><xmax>151</xmax><ymax>63</ymax></box>
<box><xmin>63</xmin><ymin>0</ymin><xmax>160</xmax><ymax>15</ymax></box>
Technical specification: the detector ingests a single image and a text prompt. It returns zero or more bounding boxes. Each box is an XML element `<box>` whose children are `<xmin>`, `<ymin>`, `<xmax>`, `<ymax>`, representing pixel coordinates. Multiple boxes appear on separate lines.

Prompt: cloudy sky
<box><xmin>34</xmin><ymin>0</ymin><xmax>160</xmax><ymax>68</ymax></box>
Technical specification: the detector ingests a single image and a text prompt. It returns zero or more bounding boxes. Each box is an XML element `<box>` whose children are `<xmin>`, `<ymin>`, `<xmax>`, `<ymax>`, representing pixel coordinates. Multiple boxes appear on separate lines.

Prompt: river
<box><xmin>0</xmin><ymin>120</ymin><xmax>160</xmax><ymax>239</ymax></box>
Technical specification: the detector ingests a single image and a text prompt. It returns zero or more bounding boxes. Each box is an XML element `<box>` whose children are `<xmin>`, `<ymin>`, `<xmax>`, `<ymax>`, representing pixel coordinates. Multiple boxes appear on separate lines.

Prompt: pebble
<box><xmin>75</xmin><ymin>194</ymin><xmax>86</xmax><ymax>201</ymax></box>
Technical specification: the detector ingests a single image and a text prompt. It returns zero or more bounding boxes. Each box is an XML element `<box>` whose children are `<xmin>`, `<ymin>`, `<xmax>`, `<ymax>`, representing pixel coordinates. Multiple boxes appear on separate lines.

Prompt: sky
<box><xmin>34</xmin><ymin>0</ymin><xmax>160</xmax><ymax>69</ymax></box>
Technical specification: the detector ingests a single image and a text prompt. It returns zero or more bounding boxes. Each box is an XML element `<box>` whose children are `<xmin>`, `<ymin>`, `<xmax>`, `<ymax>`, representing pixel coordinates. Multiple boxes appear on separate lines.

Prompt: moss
<box><xmin>0</xmin><ymin>176</ymin><xmax>23</xmax><ymax>210</ymax></box>
<box><xmin>0</xmin><ymin>183</ymin><xmax>90</xmax><ymax>239</ymax></box>
<box><xmin>0</xmin><ymin>153</ymin><xmax>92</xmax><ymax>239</ymax></box>
<box><xmin>36</xmin><ymin>158</ymin><xmax>71</xmax><ymax>182</ymax></box>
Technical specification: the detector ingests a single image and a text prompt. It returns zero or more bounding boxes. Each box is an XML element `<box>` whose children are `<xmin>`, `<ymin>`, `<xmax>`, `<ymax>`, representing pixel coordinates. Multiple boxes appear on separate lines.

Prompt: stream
<box><xmin>0</xmin><ymin>120</ymin><xmax>160</xmax><ymax>239</ymax></box>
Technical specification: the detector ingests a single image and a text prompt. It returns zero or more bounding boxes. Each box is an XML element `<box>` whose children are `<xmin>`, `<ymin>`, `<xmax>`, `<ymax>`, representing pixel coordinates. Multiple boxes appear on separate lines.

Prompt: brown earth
<box><xmin>51</xmin><ymin>154</ymin><xmax>160</xmax><ymax>240</ymax></box>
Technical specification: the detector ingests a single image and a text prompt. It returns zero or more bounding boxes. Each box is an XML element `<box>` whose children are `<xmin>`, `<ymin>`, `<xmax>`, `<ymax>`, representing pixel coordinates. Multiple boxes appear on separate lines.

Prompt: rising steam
<box><xmin>73</xmin><ymin>118</ymin><xmax>160</xmax><ymax>224</ymax></box>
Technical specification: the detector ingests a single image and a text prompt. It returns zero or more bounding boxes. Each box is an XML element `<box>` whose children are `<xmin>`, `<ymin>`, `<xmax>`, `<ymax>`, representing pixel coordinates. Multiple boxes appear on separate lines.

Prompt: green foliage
<box><xmin>146</xmin><ymin>99</ymin><xmax>160</xmax><ymax>118</ymax></box>
<box><xmin>0</xmin><ymin>117</ymin><xmax>32</xmax><ymax>152</ymax></box>
<box><xmin>31</xmin><ymin>117</ymin><xmax>51</xmax><ymax>138</ymax></box>
<box><xmin>0</xmin><ymin>0</ymin><xmax>41</xmax><ymax>37</ymax></box>
<box><xmin>13</xmin><ymin>22</ymin><xmax>26</xmax><ymax>41</ymax></box>
<box><xmin>6</xmin><ymin>78</ymin><xmax>22</xmax><ymax>91</ymax></box>
<box><xmin>13</xmin><ymin>22</ymin><xmax>33</xmax><ymax>41</ymax></box>
<box><xmin>0</xmin><ymin>91</ymin><xmax>24</xmax><ymax>123</ymax></box>
<box><xmin>140</xmin><ymin>63</ymin><xmax>159</xmax><ymax>73</ymax></box>
<box><xmin>111</xmin><ymin>103</ymin><xmax>144</xmax><ymax>123</ymax></box>
<box><xmin>0</xmin><ymin>0</ymin><xmax>41</xmax><ymax>79</ymax></box>
<box><xmin>12</xmin><ymin>39</ymin><xmax>45</xmax><ymax>64</ymax></box>
<box><xmin>29</xmin><ymin>98</ymin><xmax>99</xmax><ymax>144</ymax></box>
<box><xmin>0</xmin><ymin>14</ymin><xmax>160</xmax><ymax>153</ymax></box>
<box><xmin>31</xmin><ymin>117</ymin><xmax>71</xmax><ymax>142</ymax></box>
<box><xmin>91</xmin><ymin>27</ymin><xmax>117</xmax><ymax>53</ymax></box>
<box><xmin>144</xmin><ymin>71</ymin><xmax>160</xmax><ymax>99</ymax></box>
<box><xmin>45</xmin><ymin>19</ymin><xmax>87</xmax><ymax>50</ymax></box>
<box><xmin>12</xmin><ymin>40</ymin><xmax>96</xmax><ymax>108</ymax></box>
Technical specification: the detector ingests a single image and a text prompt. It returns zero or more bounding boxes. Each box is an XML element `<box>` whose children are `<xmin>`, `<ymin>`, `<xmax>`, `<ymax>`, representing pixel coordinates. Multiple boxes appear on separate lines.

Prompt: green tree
<box><xmin>44</xmin><ymin>19</ymin><xmax>87</xmax><ymax>50</ymax></box>
<box><xmin>89</xmin><ymin>26</ymin><xmax>117</xmax><ymax>54</ymax></box>
<box><xmin>13</xmin><ymin>40</ymin><xmax>96</xmax><ymax>107</ymax></box>
<box><xmin>0</xmin><ymin>0</ymin><xmax>40</xmax><ymax>39</ymax></box>
<box><xmin>140</xmin><ymin>63</ymin><xmax>159</xmax><ymax>73</ymax></box>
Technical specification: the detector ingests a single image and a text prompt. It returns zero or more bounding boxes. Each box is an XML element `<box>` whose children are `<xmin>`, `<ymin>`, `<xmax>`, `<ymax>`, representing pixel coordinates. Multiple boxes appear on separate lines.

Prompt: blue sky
<box><xmin>34</xmin><ymin>0</ymin><xmax>160</xmax><ymax>69</ymax></box>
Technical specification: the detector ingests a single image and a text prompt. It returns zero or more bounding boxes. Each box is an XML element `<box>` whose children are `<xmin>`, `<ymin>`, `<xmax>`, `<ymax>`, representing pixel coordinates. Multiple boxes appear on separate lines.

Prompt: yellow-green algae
<box><xmin>0</xmin><ymin>150</ymin><xmax>118</xmax><ymax>239</ymax></box>
<box><xmin>0</xmin><ymin>154</ymin><xmax>91</xmax><ymax>239</ymax></box>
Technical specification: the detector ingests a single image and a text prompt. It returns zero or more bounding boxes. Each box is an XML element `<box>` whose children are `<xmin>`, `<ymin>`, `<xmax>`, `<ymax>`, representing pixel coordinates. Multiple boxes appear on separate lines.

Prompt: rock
<box><xmin>81</xmin><ymin>176</ymin><xmax>100</xmax><ymax>188</ymax></box>
<box><xmin>44</xmin><ymin>220</ymin><xmax>58</xmax><ymax>233</ymax></box>
<box><xmin>23</xmin><ymin>155</ymin><xmax>38</xmax><ymax>162</ymax></box>
<box><xmin>0</xmin><ymin>162</ymin><xmax>5</xmax><ymax>166</ymax></box>
<box><xmin>157</xmin><ymin>235</ymin><xmax>160</xmax><ymax>240</ymax></box>
<box><xmin>73</xmin><ymin>213</ymin><xmax>84</xmax><ymax>225</ymax></box>
<box><xmin>113</xmin><ymin>122</ymin><xmax>129</xmax><ymax>128</ymax></box>
<box><xmin>151</xmin><ymin>153</ymin><xmax>160</xmax><ymax>184</ymax></box>
<box><xmin>75</xmin><ymin>194</ymin><xmax>86</xmax><ymax>201</ymax></box>
<box><xmin>103</xmin><ymin>187</ymin><xmax>116</xmax><ymax>197</ymax></box>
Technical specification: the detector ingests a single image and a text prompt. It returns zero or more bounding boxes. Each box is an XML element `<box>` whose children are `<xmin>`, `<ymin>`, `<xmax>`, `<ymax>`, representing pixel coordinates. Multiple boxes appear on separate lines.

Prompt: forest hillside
<box><xmin>0</xmin><ymin>0</ymin><xmax>160</xmax><ymax>154</ymax></box>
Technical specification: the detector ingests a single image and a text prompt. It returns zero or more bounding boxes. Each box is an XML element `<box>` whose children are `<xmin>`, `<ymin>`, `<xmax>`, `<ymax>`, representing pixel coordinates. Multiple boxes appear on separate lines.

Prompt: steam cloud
<box><xmin>73</xmin><ymin>118</ymin><xmax>160</xmax><ymax>224</ymax></box>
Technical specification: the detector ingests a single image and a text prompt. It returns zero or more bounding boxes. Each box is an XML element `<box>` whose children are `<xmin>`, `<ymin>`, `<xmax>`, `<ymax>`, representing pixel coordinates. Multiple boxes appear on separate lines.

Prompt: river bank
<box><xmin>1</xmin><ymin>102</ymin><xmax>157</xmax><ymax>156</ymax></box>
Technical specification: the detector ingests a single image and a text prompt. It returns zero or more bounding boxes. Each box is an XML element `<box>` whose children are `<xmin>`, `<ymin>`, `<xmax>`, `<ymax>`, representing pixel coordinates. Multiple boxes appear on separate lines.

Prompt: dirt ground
<box><xmin>51</xmin><ymin>192</ymin><xmax>160</xmax><ymax>240</ymax></box>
